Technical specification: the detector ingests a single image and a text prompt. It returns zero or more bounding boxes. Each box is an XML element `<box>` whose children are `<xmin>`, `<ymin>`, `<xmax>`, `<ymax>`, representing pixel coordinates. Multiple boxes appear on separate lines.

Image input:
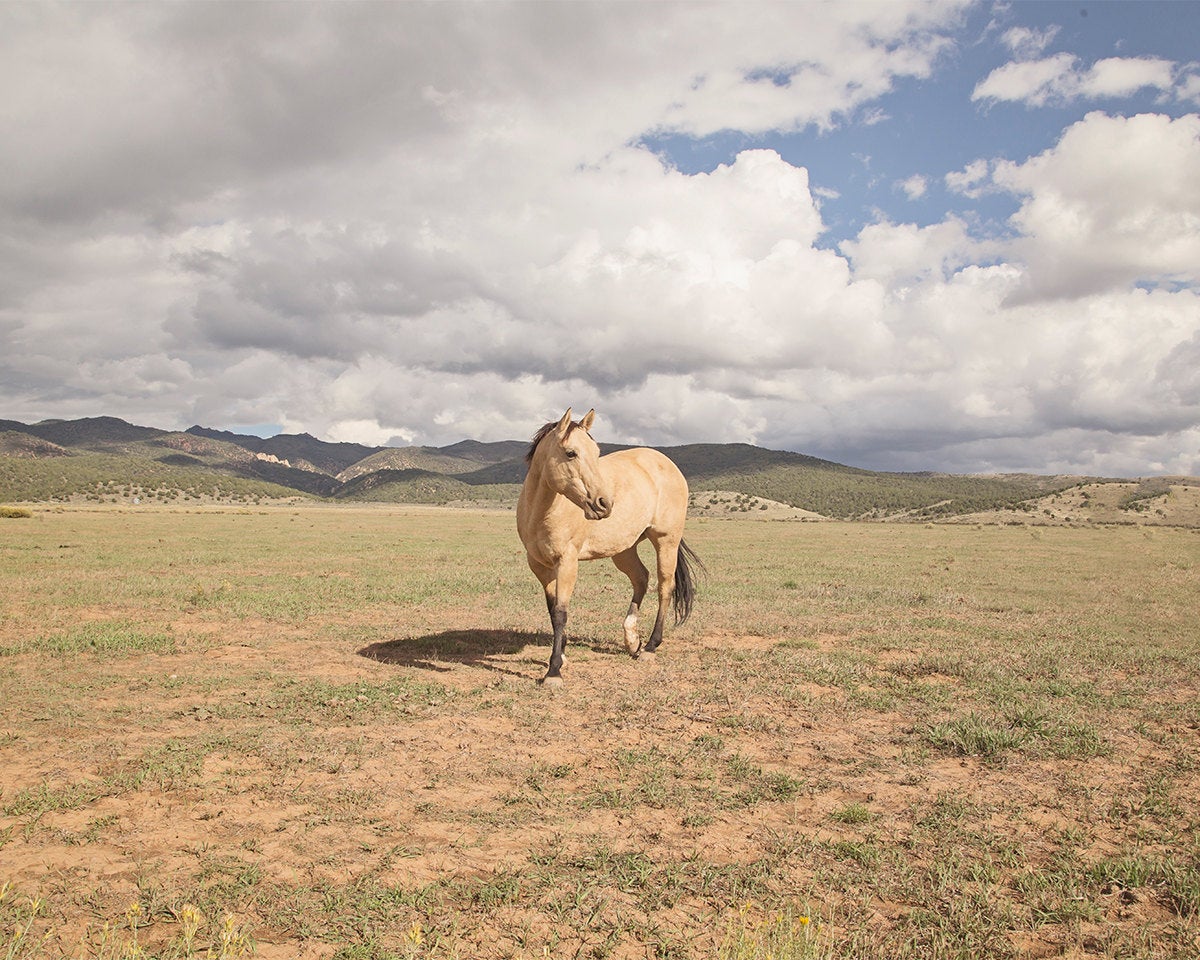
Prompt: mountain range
<box><xmin>3</xmin><ymin>415</ymin><xmax>1197</xmax><ymax>525</ymax></box>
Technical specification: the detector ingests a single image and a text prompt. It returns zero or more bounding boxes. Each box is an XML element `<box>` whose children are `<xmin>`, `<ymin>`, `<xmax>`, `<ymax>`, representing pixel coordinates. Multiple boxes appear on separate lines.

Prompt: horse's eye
<box><xmin>565</xmin><ymin>450</ymin><xmax>577</xmax><ymax>460</ymax></box>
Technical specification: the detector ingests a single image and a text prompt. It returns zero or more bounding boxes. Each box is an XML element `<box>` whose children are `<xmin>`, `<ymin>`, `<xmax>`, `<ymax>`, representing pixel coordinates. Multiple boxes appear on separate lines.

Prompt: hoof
<box><xmin>623</xmin><ymin>614</ymin><xmax>640</xmax><ymax>656</ymax></box>
<box><xmin>540</xmin><ymin>675</ymin><xmax>564</xmax><ymax>689</ymax></box>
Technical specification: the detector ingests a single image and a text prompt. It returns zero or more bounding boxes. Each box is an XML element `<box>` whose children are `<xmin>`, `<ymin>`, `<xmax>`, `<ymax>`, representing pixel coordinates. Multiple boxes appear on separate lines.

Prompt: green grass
<box><xmin>0</xmin><ymin>620</ymin><xmax>176</xmax><ymax>658</ymax></box>
<box><xmin>0</xmin><ymin>885</ymin><xmax>254</xmax><ymax>960</ymax></box>
<box><xmin>829</xmin><ymin>802</ymin><xmax>874</xmax><ymax>825</ymax></box>
<box><xmin>923</xmin><ymin>712</ymin><xmax>1031</xmax><ymax>759</ymax></box>
<box><xmin>0</xmin><ymin>506</ymin><xmax>1197</xmax><ymax>958</ymax></box>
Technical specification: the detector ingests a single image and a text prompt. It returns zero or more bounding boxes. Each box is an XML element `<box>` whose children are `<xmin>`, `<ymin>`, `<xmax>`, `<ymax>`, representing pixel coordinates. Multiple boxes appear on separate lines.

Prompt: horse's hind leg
<box><xmin>645</xmin><ymin>534</ymin><xmax>680</xmax><ymax>654</ymax></box>
<box><xmin>612</xmin><ymin>546</ymin><xmax>650</xmax><ymax>656</ymax></box>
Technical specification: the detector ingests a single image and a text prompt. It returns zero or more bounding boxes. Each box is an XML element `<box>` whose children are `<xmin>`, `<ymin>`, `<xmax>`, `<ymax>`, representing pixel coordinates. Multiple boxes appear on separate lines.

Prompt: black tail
<box><xmin>672</xmin><ymin>539</ymin><xmax>706</xmax><ymax>625</ymax></box>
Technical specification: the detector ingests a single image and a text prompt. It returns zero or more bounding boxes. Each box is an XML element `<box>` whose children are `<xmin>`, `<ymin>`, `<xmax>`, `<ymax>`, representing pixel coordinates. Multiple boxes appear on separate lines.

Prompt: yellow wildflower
<box><xmin>210</xmin><ymin>913</ymin><xmax>250</xmax><ymax>958</ymax></box>
<box><xmin>407</xmin><ymin>920</ymin><xmax>425</xmax><ymax>946</ymax></box>
<box><xmin>180</xmin><ymin>904</ymin><xmax>202</xmax><ymax>948</ymax></box>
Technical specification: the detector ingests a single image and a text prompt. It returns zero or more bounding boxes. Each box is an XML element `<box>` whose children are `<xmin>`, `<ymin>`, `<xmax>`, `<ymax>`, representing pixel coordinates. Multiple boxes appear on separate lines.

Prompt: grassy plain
<box><xmin>1</xmin><ymin>505</ymin><xmax>1198</xmax><ymax>959</ymax></box>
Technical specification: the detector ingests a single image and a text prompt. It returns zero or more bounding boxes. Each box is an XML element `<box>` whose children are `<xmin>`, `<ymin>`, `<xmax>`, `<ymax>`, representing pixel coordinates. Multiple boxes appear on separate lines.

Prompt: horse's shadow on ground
<box><xmin>357</xmin><ymin>629</ymin><xmax>613</xmax><ymax>678</ymax></box>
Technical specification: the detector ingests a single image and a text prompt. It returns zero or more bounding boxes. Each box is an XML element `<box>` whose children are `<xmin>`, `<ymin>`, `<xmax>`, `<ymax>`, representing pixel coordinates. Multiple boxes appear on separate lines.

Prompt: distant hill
<box><xmin>337</xmin><ymin>447</ymin><xmax>499</xmax><ymax>482</ymax></box>
<box><xmin>438</xmin><ymin>438</ymin><xmax>529</xmax><ymax>464</ymax></box>
<box><xmin>2</xmin><ymin>415</ymin><xmax>1197</xmax><ymax>525</ymax></box>
<box><xmin>185</xmin><ymin>425</ymin><xmax>376</xmax><ymax>475</ymax></box>
<box><xmin>1</xmin><ymin>416</ymin><xmax>163</xmax><ymax>450</ymax></box>
<box><xmin>0</xmin><ymin>430</ymin><xmax>70</xmax><ymax>458</ymax></box>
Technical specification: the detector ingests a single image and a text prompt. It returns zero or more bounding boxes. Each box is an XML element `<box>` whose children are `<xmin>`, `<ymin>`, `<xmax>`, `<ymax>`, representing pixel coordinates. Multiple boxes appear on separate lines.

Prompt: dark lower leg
<box><xmin>645</xmin><ymin>607</ymin><xmax>666</xmax><ymax>652</ymax></box>
<box><xmin>544</xmin><ymin>604</ymin><xmax>568</xmax><ymax>680</ymax></box>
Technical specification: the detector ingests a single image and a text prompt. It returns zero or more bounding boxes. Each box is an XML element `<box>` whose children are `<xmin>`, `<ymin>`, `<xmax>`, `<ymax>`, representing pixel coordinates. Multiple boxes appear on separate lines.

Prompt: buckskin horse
<box><xmin>517</xmin><ymin>408</ymin><xmax>702</xmax><ymax>686</ymax></box>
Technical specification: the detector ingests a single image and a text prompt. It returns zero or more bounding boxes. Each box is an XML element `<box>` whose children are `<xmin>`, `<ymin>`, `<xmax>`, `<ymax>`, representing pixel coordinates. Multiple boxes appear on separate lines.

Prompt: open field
<box><xmin>1</xmin><ymin>505</ymin><xmax>1198</xmax><ymax>959</ymax></box>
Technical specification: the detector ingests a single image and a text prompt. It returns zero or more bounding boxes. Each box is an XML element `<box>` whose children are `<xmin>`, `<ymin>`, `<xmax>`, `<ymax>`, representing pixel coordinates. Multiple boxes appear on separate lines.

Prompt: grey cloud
<box><xmin>1</xmin><ymin>5</ymin><xmax>456</xmax><ymax>227</ymax></box>
<box><xmin>1156</xmin><ymin>333</ymin><xmax>1200</xmax><ymax>407</ymax></box>
<box><xmin>167</xmin><ymin>225</ymin><xmax>488</xmax><ymax>361</ymax></box>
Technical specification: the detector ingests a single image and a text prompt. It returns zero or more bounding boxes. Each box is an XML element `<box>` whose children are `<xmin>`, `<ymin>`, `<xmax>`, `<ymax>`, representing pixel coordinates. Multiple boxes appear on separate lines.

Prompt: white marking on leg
<box><xmin>623</xmin><ymin>613</ymin><xmax>640</xmax><ymax>655</ymax></box>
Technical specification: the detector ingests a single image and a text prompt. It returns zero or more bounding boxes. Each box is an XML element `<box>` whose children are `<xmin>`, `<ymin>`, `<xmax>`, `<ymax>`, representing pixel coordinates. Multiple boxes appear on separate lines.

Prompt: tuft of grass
<box><xmin>0</xmin><ymin>506</ymin><xmax>33</xmax><ymax>518</ymax></box>
<box><xmin>923</xmin><ymin>712</ymin><xmax>1029</xmax><ymax>760</ymax></box>
<box><xmin>829</xmin><ymin>802</ymin><xmax>875</xmax><ymax>826</ymax></box>
<box><xmin>0</xmin><ymin>620</ymin><xmax>176</xmax><ymax>658</ymax></box>
<box><xmin>3</xmin><ymin>780</ymin><xmax>110</xmax><ymax>818</ymax></box>
<box><xmin>1086</xmin><ymin>853</ymin><xmax>1200</xmax><ymax>918</ymax></box>
<box><xmin>1007</xmin><ymin>707</ymin><xmax>1110</xmax><ymax>759</ymax></box>
<box><xmin>923</xmin><ymin>708</ymin><xmax>1111</xmax><ymax>763</ymax></box>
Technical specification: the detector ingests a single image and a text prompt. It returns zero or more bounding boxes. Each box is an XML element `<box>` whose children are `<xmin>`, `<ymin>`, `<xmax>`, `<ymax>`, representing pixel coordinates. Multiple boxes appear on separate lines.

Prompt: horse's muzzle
<box><xmin>584</xmin><ymin>496</ymin><xmax>613</xmax><ymax>520</ymax></box>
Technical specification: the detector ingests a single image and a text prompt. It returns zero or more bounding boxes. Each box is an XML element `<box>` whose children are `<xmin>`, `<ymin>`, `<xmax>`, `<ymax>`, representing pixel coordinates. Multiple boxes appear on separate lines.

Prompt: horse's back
<box><xmin>602</xmin><ymin>446</ymin><xmax>686</xmax><ymax>484</ymax></box>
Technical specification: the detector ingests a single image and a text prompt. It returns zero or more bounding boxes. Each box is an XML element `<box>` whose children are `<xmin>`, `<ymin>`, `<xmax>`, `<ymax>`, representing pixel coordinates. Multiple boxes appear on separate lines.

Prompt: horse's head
<box><xmin>533</xmin><ymin>408</ymin><xmax>613</xmax><ymax>520</ymax></box>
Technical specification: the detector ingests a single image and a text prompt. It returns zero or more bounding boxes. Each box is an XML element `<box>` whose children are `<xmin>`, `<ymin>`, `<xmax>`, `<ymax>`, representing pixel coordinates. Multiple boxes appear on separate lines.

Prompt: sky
<box><xmin>2</xmin><ymin>1</ymin><xmax>1199</xmax><ymax>476</ymax></box>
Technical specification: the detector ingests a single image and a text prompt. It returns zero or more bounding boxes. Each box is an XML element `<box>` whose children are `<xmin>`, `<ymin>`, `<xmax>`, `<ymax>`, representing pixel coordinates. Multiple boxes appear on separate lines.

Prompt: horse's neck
<box><xmin>521</xmin><ymin>459</ymin><xmax>581</xmax><ymax>527</ymax></box>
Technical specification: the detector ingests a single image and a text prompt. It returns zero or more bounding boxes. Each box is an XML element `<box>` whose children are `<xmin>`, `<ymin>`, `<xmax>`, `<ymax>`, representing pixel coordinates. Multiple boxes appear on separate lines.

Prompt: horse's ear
<box><xmin>555</xmin><ymin>408</ymin><xmax>573</xmax><ymax>438</ymax></box>
<box><xmin>580</xmin><ymin>409</ymin><xmax>596</xmax><ymax>433</ymax></box>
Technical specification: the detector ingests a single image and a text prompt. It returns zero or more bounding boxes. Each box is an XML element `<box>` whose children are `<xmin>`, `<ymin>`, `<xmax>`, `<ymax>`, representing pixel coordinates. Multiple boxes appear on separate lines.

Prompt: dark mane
<box><xmin>525</xmin><ymin>419</ymin><xmax>579</xmax><ymax>464</ymax></box>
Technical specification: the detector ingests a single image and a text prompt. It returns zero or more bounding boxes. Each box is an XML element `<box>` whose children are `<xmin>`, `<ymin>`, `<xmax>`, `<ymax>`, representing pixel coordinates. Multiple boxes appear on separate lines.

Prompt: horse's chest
<box><xmin>523</xmin><ymin>520</ymin><xmax>582</xmax><ymax>566</ymax></box>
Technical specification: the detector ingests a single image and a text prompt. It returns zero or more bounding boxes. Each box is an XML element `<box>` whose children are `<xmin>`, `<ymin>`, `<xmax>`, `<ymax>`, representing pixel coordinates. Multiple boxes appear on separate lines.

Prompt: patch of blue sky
<box><xmin>641</xmin><ymin>1</ymin><xmax>1200</xmax><ymax>250</ymax></box>
<box><xmin>227</xmin><ymin>423</ymin><xmax>284</xmax><ymax>439</ymax></box>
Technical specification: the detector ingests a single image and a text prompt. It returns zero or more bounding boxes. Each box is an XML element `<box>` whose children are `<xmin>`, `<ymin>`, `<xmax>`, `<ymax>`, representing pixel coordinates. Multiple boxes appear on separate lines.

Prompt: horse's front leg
<box><xmin>546</xmin><ymin>596</ymin><xmax>568</xmax><ymax>684</ymax></box>
<box><xmin>532</xmin><ymin>555</ymin><xmax>578</xmax><ymax>686</ymax></box>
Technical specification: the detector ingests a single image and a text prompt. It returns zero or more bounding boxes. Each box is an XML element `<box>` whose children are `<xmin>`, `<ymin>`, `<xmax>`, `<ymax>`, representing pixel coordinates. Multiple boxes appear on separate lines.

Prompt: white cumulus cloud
<box><xmin>973</xmin><ymin>53</ymin><xmax>1177</xmax><ymax>107</ymax></box>
<box><xmin>898</xmin><ymin>174</ymin><xmax>928</xmax><ymax>200</ymax></box>
<box><xmin>1000</xmin><ymin>24</ymin><xmax>1060</xmax><ymax>59</ymax></box>
<box><xmin>993</xmin><ymin>112</ymin><xmax>1200</xmax><ymax>301</ymax></box>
